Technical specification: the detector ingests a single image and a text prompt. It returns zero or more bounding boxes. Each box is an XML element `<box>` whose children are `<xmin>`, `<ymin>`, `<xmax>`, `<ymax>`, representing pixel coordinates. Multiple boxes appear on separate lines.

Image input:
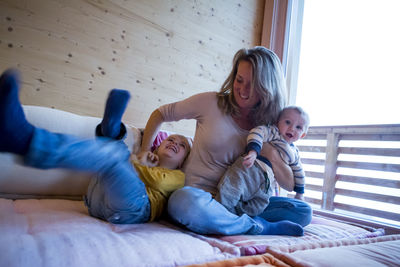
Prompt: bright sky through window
<box><xmin>296</xmin><ymin>0</ymin><xmax>400</xmax><ymax>127</ymax></box>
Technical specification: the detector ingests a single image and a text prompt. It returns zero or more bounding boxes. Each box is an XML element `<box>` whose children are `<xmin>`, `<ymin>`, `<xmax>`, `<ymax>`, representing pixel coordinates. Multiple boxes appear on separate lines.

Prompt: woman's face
<box><xmin>233</xmin><ymin>60</ymin><xmax>260</xmax><ymax>111</ymax></box>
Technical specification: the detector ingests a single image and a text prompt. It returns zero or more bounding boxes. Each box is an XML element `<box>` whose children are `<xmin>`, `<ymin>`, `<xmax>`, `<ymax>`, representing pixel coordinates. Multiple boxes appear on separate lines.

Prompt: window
<box><xmin>294</xmin><ymin>0</ymin><xmax>400</xmax><ymax>126</ymax></box>
<box><xmin>277</xmin><ymin>0</ymin><xmax>400</xmax><ymax>228</ymax></box>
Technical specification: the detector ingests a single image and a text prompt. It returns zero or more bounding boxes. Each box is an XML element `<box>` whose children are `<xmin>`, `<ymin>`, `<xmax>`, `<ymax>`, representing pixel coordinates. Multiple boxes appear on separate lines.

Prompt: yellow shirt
<box><xmin>132</xmin><ymin>161</ymin><xmax>185</xmax><ymax>221</ymax></box>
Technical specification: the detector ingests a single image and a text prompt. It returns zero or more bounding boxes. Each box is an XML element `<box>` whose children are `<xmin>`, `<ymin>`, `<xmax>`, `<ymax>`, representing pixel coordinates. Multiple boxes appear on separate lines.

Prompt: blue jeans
<box><xmin>168</xmin><ymin>186</ymin><xmax>312</xmax><ymax>235</ymax></box>
<box><xmin>24</xmin><ymin>128</ymin><xmax>150</xmax><ymax>224</ymax></box>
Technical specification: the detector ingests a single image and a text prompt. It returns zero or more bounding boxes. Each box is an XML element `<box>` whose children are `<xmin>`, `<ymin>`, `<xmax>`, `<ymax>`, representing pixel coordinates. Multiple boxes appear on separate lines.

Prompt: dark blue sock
<box><xmin>0</xmin><ymin>69</ymin><xmax>34</xmax><ymax>155</ymax></box>
<box><xmin>100</xmin><ymin>89</ymin><xmax>130</xmax><ymax>139</ymax></box>
<box><xmin>253</xmin><ymin>216</ymin><xmax>304</xmax><ymax>236</ymax></box>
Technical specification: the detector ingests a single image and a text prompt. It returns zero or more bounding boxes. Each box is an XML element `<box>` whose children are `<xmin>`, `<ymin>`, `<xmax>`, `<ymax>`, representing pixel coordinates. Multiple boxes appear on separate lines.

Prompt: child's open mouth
<box><xmin>167</xmin><ymin>144</ymin><xmax>177</xmax><ymax>153</ymax></box>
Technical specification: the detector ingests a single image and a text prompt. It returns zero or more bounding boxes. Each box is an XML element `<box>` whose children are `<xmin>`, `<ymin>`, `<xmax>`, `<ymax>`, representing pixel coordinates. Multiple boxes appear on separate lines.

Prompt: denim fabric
<box><xmin>168</xmin><ymin>186</ymin><xmax>312</xmax><ymax>235</ymax></box>
<box><xmin>24</xmin><ymin>128</ymin><xmax>150</xmax><ymax>224</ymax></box>
<box><xmin>259</xmin><ymin>196</ymin><xmax>312</xmax><ymax>227</ymax></box>
<box><xmin>168</xmin><ymin>186</ymin><xmax>263</xmax><ymax>235</ymax></box>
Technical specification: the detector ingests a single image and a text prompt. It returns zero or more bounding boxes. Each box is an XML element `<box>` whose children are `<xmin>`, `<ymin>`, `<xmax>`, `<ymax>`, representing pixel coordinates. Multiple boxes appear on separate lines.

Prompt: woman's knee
<box><xmin>168</xmin><ymin>186</ymin><xmax>212</xmax><ymax>226</ymax></box>
<box><xmin>169</xmin><ymin>187</ymin><xmax>199</xmax><ymax>219</ymax></box>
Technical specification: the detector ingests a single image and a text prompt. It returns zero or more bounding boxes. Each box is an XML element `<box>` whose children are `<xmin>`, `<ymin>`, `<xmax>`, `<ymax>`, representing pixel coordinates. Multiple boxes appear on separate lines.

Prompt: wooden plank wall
<box><xmin>0</xmin><ymin>0</ymin><xmax>264</xmax><ymax>136</ymax></box>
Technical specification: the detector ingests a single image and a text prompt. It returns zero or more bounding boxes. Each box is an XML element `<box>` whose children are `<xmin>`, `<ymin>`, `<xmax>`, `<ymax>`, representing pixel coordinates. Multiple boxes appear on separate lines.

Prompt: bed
<box><xmin>1</xmin><ymin>105</ymin><xmax>399</xmax><ymax>267</ymax></box>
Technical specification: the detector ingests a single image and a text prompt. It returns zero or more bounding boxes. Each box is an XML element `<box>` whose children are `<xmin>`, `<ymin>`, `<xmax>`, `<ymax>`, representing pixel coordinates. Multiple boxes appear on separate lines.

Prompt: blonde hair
<box><xmin>217</xmin><ymin>46</ymin><xmax>287</xmax><ymax>126</ymax></box>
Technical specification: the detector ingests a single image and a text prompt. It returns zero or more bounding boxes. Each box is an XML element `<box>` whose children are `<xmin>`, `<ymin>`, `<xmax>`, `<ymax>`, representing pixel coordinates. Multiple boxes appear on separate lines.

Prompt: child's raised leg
<box><xmin>25</xmin><ymin>127</ymin><xmax>150</xmax><ymax>224</ymax></box>
<box><xmin>96</xmin><ymin>89</ymin><xmax>130</xmax><ymax>139</ymax></box>
<box><xmin>0</xmin><ymin>68</ymin><xmax>149</xmax><ymax>224</ymax></box>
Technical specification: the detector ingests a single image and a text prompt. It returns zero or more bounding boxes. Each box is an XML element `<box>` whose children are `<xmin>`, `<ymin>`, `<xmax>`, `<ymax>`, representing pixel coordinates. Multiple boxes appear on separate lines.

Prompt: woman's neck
<box><xmin>232</xmin><ymin>111</ymin><xmax>254</xmax><ymax>131</ymax></box>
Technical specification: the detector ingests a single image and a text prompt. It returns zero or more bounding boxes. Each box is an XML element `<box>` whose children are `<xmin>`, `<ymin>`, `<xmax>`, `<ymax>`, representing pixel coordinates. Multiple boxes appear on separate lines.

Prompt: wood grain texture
<box><xmin>0</xmin><ymin>0</ymin><xmax>264</xmax><ymax>136</ymax></box>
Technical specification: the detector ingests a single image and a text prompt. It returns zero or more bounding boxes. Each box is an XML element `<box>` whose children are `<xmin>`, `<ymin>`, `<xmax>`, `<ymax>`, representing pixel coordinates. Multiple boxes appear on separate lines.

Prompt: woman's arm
<box><xmin>141</xmin><ymin>92</ymin><xmax>211</xmax><ymax>153</ymax></box>
<box><xmin>260</xmin><ymin>143</ymin><xmax>294</xmax><ymax>191</ymax></box>
<box><xmin>140</xmin><ymin>109</ymin><xmax>164</xmax><ymax>153</ymax></box>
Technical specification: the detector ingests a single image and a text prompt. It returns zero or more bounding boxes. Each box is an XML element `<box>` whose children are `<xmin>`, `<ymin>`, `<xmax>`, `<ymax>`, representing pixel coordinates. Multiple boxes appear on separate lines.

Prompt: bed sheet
<box><xmin>265</xmin><ymin>234</ymin><xmax>400</xmax><ymax>267</ymax></box>
<box><xmin>0</xmin><ymin>198</ymin><xmax>386</xmax><ymax>266</ymax></box>
<box><xmin>211</xmin><ymin>215</ymin><xmax>385</xmax><ymax>256</ymax></box>
<box><xmin>187</xmin><ymin>235</ymin><xmax>400</xmax><ymax>267</ymax></box>
<box><xmin>0</xmin><ymin>198</ymin><xmax>238</xmax><ymax>267</ymax></box>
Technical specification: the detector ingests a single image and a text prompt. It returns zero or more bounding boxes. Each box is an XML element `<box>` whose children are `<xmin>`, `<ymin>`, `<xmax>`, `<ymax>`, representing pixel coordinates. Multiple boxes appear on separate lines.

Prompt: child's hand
<box><xmin>136</xmin><ymin>151</ymin><xmax>159</xmax><ymax>167</ymax></box>
<box><xmin>242</xmin><ymin>150</ymin><xmax>257</xmax><ymax>168</ymax></box>
<box><xmin>294</xmin><ymin>193</ymin><xmax>304</xmax><ymax>201</ymax></box>
<box><xmin>146</xmin><ymin>152</ymin><xmax>159</xmax><ymax>167</ymax></box>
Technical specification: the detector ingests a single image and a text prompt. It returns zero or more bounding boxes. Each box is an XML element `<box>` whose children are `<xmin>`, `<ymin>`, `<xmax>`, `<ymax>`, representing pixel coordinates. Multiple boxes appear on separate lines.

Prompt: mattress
<box><xmin>0</xmin><ymin>198</ymin><xmax>237</xmax><ymax>267</ymax></box>
<box><xmin>188</xmin><ymin>235</ymin><xmax>400</xmax><ymax>267</ymax></box>
<box><xmin>0</xmin><ymin>198</ymin><xmax>387</xmax><ymax>267</ymax></box>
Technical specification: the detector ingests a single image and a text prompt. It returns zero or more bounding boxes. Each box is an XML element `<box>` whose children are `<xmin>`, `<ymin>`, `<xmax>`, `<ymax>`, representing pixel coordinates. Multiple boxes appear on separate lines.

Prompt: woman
<box><xmin>139</xmin><ymin>46</ymin><xmax>312</xmax><ymax>235</ymax></box>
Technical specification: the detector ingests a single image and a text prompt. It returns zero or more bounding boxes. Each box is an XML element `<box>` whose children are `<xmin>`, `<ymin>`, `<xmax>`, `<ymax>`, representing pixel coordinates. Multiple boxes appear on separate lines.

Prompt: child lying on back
<box><xmin>0</xmin><ymin>69</ymin><xmax>190</xmax><ymax>224</ymax></box>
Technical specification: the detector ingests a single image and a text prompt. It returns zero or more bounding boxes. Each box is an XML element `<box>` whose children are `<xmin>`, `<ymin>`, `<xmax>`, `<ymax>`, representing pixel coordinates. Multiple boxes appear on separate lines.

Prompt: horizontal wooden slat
<box><xmin>302</xmin><ymin>134</ymin><xmax>327</xmax><ymax>140</ymax></box>
<box><xmin>335</xmin><ymin>188</ymin><xmax>400</xmax><ymax>205</ymax></box>
<box><xmin>305</xmin><ymin>184</ymin><xmax>323</xmax><ymax>192</ymax></box>
<box><xmin>337</xmin><ymin>174</ymin><xmax>400</xmax><ymax>188</ymax></box>
<box><xmin>305</xmin><ymin>171</ymin><xmax>324</xmax><ymax>179</ymax></box>
<box><xmin>302</xmin><ymin>158</ymin><xmax>325</xmax><ymax>166</ymax></box>
<box><xmin>297</xmin><ymin>124</ymin><xmax>400</xmax><ymax>224</ymax></box>
<box><xmin>304</xmin><ymin>197</ymin><xmax>322</xmax><ymax>206</ymax></box>
<box><xmin>297</xmin><ymin>145</ymin><xmax>326</xmax><ymax>153</ymax></box>
<box><xmin>338</xmin><ymin>147</ymin><xmax>400</xmax><ymax>157</ymax></box>
<box><xmin>288</xmin><ymin>184</ymin><xmax>323</xmax><ymax>193</ymax></box>
<box><xmin>334</xmin><ymin>202</ymin><xmax>400</xmax><ymax>221</ymax></box>
<box><xmin>338</xmin><ymin>161</ymin><xmax>400</xmax><ymax>172</ymax></box>
<box><xmin>307</xmin><ymin>124</ymin><xmax>400</xmax><ymax>135</ymax></box>
<box><xmin>340</xmin><ymin>134</ymin><xmax>400</xmax><ymax>141</ymax></box>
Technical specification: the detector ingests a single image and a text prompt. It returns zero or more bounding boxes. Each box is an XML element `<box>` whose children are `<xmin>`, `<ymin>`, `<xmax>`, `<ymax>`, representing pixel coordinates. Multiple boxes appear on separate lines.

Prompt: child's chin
<box><xmin>166</xmin><ymin>149</ymin><xmax>177</xmax><ymax>154</ymax></box>
<box><xmin>164</xmin><ymin>150</ymin><xmax>177</xmax><ymax>157</ymax></box>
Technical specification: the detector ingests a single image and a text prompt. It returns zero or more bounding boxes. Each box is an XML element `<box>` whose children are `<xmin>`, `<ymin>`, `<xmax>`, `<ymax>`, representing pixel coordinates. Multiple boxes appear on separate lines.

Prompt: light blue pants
<box><xmin>168</xmin><ymin>186</ymin><xmax>312</xmax><ymax>235</ymax></box>
<box><xmin>24</xmin><ymin>128</ymin><xmax>150</xmax><ymax>224</ymax></box>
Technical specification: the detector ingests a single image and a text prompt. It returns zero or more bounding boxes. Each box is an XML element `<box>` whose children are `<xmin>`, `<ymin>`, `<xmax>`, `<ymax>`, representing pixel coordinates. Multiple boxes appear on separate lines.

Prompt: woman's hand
<box><xmin>260</xmin><ymin>143</ymin><xmax>294</xmax><ymax>191</ymax></box>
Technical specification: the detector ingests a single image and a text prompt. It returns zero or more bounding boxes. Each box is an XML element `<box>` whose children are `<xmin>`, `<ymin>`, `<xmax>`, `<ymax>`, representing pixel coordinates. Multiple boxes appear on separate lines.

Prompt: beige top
<box><xmin>159</xmin><ymin>92</ymin><xmax>249</xmax><ymax>195</ymax></box>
